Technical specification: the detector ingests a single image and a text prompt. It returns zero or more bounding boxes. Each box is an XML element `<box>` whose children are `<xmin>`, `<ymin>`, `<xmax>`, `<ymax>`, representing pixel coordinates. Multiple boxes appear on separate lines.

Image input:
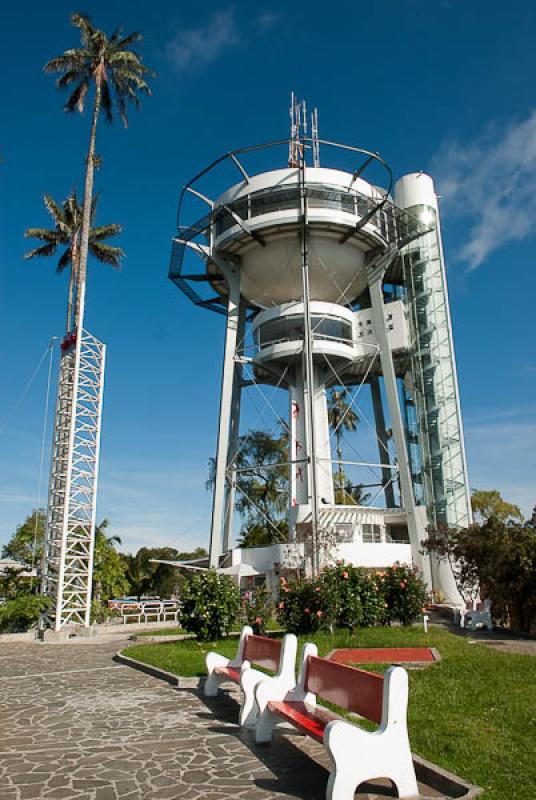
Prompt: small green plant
<box><xmin>0</xmin><ymin>594</ymin><xmax>51</xmax><ymax>633</ymax></box>
<box><xmin>242</xmin><ymin>584</ymin><xmax>274</xmax><ymax>634</ymax></box>
<box><xmin>179</xmin><ymin>570</ymin><xmax>240</xmax><ymax>641</ymax></box>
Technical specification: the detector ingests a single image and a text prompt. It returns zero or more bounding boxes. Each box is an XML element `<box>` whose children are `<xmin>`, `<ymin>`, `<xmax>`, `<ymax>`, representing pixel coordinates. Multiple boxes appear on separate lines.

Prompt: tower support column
<box><xmin>368</xmin><ymin>271</ymin><xmax>432</xmax><ymax>586</ymax></box>
<box><xmin>209</xmin><ymin>260</ymin><xmax>240</xmax><ymax>567</ymax></box>
<box><xmin>222</xmin><ymin>301</ymin><xmax>246</xmax><ymax>553</ymax></box>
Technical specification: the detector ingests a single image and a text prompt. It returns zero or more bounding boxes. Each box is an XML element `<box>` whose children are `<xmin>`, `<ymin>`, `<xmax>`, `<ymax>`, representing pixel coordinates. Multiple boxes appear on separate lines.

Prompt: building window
<box><xmin>333</xmin><ymin>523</ymin><xmax>354</xmax><ymax>543</ymax></box>
<box><xmin>362</xmin><ymin>523</ymin><xmax>382</xmax><ymax>543</ymax></box>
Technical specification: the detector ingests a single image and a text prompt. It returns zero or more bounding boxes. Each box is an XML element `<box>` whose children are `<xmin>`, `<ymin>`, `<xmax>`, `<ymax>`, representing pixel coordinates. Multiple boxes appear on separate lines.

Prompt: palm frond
<box><xmin>56</xmin><ymin>247</ymin><xmax>73</xmax><ymax>273</ymax></box>
<box><xmin>57</xmin><ymin>68</ymin><xmax>84</xmax><ymax>87</ymax></box>
<box><xmin>24</xmin><ymin>242</ymin><xmax>58</xmax><ymax>260</ymax></box>
<box><xmin>43</xmin><ymin>194</ymin><xmax>64</xmax><ymax>226</ymax></box>
<box><xmin>70</xmin><ymin>12</ymin><xmax>96</xmax><ymax>47</ymax></box>
<box><xmin>90</xmin><ymin>223</ymin><xmax>122</xmax><ymax>242</ymax></box>
<box><xmin>44</xmin><ymin>52</ymin><xmax>85</xmax><ymax>74</ymax></box>
<box><xmin>24</xmin><ymin>228</ymin><xmax>64</xmax><ymax>244</ymax></box>
<box><xmin>116</xmin><ymin>31</ymin><xmax>143</xmax><ymax>49</ymax></box>
<box><xmin>65</xmin><ymin>78</ymin><xmax>89</xmax><ymax>113</ymax></box>
<box><xmin>89</xmin><ymin>242</ymin><xmax>124</xmax><ymax>267</ymax></box>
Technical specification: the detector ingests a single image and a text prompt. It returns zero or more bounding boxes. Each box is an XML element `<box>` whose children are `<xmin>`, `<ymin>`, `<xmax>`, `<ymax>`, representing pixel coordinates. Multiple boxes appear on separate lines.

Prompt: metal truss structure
<box><xmin>41</xmin><ymin>329</ymin><xmax>106</xmax><ymax>630</ymax></box>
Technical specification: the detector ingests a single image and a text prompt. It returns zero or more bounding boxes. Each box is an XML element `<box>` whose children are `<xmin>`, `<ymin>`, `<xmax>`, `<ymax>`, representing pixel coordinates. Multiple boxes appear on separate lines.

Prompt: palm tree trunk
<box><xmin>74</xmin><ymin>63</ymin><xmax>103</xmax><ymax>331</ymax></box>
<box><xmin>66</xmin><ymin>264</ymin><xmax>74</xmax><ymax>333</ymax></box>
<box><xmin>336</xmin><ymin>434</ymin><xmax>343</xmax><ymax>488</ymax></box>
<box><xmin>66</xmin><ymin>237</ymin><xmax>78</xmax><ymax>333</ymax></box>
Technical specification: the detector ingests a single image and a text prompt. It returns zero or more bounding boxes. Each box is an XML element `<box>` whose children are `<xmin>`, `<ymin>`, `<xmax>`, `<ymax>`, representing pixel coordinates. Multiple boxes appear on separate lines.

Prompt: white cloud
<box><xmin>165</xmin><ymin>7</ymin><xmax>240</xmax><ymax>72</ymax></box>
<box><xmin>254</xmin><ymin>11</ymin><xmax>280</xmax><ymax>34</ymax></box>
<box><xmin>432</xmin><ymin>111</ymin><xmax>536</xmax><ymax>269</ymax></box>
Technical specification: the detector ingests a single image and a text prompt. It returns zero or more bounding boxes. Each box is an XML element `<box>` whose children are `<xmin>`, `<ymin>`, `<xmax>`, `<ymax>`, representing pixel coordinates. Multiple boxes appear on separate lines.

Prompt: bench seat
<box><xmin>214</xmin><ymin>665</ymin><xmax>241</xmax><ymax>683</ymax></box>
<box><xmin>267</xmin><ymin>700</ymin><xmax>338</xmax><ymax>743</ymax></box>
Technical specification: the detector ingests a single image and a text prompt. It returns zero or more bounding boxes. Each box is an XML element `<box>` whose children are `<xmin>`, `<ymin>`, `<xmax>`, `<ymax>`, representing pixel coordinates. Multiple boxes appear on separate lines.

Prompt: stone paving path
<box><xmin>0</xmin><ymin>638</ymin><xmax>458</xmax><ymax>800</ymax></box>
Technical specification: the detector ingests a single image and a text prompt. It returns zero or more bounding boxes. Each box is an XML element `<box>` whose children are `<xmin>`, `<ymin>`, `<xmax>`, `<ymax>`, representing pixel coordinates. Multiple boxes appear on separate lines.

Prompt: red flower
<box><xmin>316</xmin><ymin>610</ymin><xmax>323</xmax><ymax>618</ymax></box>
<box><xmin>255</xmin><ymin>616</ymin><xmax>262</xmax><ymax>625</ymax></box>
<box><xmin>304</xmin><ymin>608</ymin><xmax>311</xmax><ymax>614</ymax></box>
<box><xmin>278</xmin><ymin>601</ymin><xmax>285</xmax><ymax>609</ymax></box>
<box><xmin>400</xmin><ymin>581</ymin><xmax>406</xmax><ymax>588</ymax></box>
<box><xmin>315</xmin><ymin>586</ymin><xmax>321</xmax><ymax>592</ymax></box>
<box><xmin>342</xmin><ymin>571</ymin><xmax>349</xmax><ymax>580</ymax></box>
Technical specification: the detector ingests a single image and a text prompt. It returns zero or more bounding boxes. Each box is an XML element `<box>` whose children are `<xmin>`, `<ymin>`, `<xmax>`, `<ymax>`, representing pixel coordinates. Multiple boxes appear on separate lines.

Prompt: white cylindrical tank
<box><xmin>212</xmin><ymin>168</ymin><xmax>390</xmax><ymax>308</ymax></box>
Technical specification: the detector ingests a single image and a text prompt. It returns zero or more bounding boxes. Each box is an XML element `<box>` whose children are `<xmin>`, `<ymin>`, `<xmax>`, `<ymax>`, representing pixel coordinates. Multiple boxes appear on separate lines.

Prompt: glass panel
<box><xmin>258</xmin><ymin>315</ymin><xmax>352</xmax><ymax>347</ymax></box>
<box><xmin>362</xmin><ymin>523</ymin><xmax>382</xmax><ymax>543</ymax></box>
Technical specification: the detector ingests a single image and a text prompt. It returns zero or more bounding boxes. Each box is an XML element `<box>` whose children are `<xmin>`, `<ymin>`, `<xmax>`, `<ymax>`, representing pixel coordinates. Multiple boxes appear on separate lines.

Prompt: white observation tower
<box><xmin>169</xmin><ymin>97</ymin><xmax>471</xmax><ymax>601</ymax></box>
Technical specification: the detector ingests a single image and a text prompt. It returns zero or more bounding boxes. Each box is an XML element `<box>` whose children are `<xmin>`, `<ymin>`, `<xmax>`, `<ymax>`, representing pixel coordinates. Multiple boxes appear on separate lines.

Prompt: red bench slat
<box><xmin>213</xmin><ymin>666</ymin><xmax>240</xmax><ymax>683</ymax></box>
<box><xmin>243</xmin><ymin>635</ymin><xmax>281</xmax><ymax>672</ymax></box>
<box><xmin>305</xmin><ymin>656</ymin><xmax>384</xmax><ymax>724</ymax></box>
<box><xmin>267</xmin><ymin>701</ymin><xmax>338</xmax><ymax>743</ymax></box>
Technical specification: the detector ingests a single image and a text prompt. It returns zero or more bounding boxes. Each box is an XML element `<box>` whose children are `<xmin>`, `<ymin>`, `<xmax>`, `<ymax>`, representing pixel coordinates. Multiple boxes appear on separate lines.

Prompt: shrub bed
<box><xmin>276</xmin><ymin>562</ymin><xmax>426</xmax><ymax>634</ymax></box>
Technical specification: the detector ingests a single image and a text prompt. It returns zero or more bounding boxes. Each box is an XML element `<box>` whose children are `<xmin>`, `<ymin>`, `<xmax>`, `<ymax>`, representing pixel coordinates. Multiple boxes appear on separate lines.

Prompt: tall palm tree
<box><xmin>44</xmin><ymin>13</ymin><xmax>152</xmax><ymax>328</ymax></box>
<box><xmin>327</xmin><ymin>388</ymin><xmax>359</xmax><ymax>491</ymax></box>
<box><xmin>24</xmin><ymin>191</ymin><xmax>123</xmax><ymax>332</ymax></box>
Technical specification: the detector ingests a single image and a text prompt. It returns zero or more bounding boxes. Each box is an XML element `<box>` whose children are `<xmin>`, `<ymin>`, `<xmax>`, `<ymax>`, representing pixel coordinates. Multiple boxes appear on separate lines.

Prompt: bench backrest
<box><xmin>304</xmin><ymin>655</ymin><xmax>384</xmax><ymax>724</ymax></box>
<box><xmin>243</xmin><ymin>634</ymin><xmax>281</xmax><ymax>672</ymax></box>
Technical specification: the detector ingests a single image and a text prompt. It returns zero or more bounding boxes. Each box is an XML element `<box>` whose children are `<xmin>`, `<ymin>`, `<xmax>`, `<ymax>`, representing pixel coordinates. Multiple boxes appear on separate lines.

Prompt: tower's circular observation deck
<box><xmin>170</xmin><ymin>138</ymin><xmax>426</xmax><ymax>315</ymax></box>
<box><xmin>209</xmin><ymin>167</ymin><xmax>392</xmax><ymax>307</ymax></box>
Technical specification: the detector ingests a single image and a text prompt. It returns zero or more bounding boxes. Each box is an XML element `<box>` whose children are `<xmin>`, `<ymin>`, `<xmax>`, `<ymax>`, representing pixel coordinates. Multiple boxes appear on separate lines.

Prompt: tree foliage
<box><xmin>25</xmin><ymin>192</ymin><xmax>123</xmax><ymax>331</ymax></box>
<box><xmin>208</xmin><ymin>429</ymin><xmax>289</xmax><ymax>547</ymax></box>
<box><xmin>44</xmin><ymin>12</ymin><xmax>152</xmax><ymax>329</ymax></box>
<box><xmin>471</xmin><ymin>489</ymin><xmax>524</xmax><ymax>524</ymax></box>
<box><xmin>92</xmin><ymin>519</ymin><xmax>128</xmax><ymax>603</ymax></box>
<box><xmin>426</xmin><ymin>516</ymin><xmax>536</xmax><ymax>633</ymax></box>
<box><xmin>2</xmin><ymin>509</ymin><xmax>45</xmax><ymax>567</ymax></box>
<box><xmin>123</xmin><ymin>546</ymin><xmax>208</xmax><ymax>598</ymax></box>
<box><xmin>327</xmin><ymin>388</ymin><xmax>359</xmax><ymax>488</ymax></box>
<box><xmin>0</xmin><ymin>595</ymin><xmax>51</xmax><ymax>633</ymax></box>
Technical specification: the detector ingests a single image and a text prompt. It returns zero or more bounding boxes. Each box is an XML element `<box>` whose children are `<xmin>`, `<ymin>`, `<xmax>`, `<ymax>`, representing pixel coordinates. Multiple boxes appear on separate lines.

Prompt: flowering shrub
<box><xmin>242</xmin><ymin>585</ymin><xmax>274</xmax><ymax>634</ymax></box>
<box><xmin>276</xmin><ymin>562</ymin><xmax>427</xmax><ymax>633</ymax></box>
<box><xmin>180</xmin><ymin>570</ymin><xmax>240</xmax><ymax>641</ymax></box>
<box><xmin>276</xmin><ymin>577</ymin><xmax>324</xmax><ymax>633</ymax></box>
<box><xmin>381</xmin><ymin>563</ymin><xmax>428</xmax><ymax>625</ymax></box>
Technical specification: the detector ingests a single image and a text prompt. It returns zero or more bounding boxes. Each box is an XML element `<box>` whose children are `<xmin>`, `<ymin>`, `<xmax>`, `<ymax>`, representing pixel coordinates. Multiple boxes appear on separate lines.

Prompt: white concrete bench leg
<box><xmin>324</xmin><ymin>720</ymin><xmax>418</xmax><ymax>800</ymax></box>
<box><xmin>255</xmin><ymin>705</ymin><xmax>281</xmax><ymax>744</ymax></box>
<box><xmin>241</xmin><ymin>634</ymin><xmax>298</xmax><ymax>728</ymax></box>
<box><xmin>204</xmin><ymin>625</ymin><xmax>252</xmax><ymax>698</ymax></box>
<box><xmin>254</xmin><ymin>641</ymin><xmax>316</xmax><ymax>743</ymax></box>
<box><xmin>324</xmin><ymin>666</ymin><xmax>418</xmax><ymax>800</ymax></box>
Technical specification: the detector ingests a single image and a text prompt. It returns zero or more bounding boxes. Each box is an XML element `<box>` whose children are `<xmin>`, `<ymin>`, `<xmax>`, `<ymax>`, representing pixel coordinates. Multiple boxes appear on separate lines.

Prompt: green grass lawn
<box><xmin>124</xmin><ymin>626</ymin><xmax>536</xmax><ymax>799</ymax></box>
<box><xmin>136</xmin><ymin>627</ymin><xmax>186</xmax><ymax>637</ymax></box>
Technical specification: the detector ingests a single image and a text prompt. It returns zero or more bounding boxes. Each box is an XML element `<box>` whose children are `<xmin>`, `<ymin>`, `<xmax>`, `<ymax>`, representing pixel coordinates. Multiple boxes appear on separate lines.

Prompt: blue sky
<box><xmin>1</xmin><ymin>0</ymin><xmax>535</xmax><ymax>553</ymax></box>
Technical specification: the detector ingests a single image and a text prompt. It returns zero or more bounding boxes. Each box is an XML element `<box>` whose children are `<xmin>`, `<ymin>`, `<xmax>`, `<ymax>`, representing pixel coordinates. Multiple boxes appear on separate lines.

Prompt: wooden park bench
<box><xmin>205</xmin><ymin>626</ymin><xmax>297</xmax><ymax>727</ymax></box>
<box><xmin>255</xmin><ymin>644</ymin><xmax>419</xmax><ymax>800</ymax></box>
